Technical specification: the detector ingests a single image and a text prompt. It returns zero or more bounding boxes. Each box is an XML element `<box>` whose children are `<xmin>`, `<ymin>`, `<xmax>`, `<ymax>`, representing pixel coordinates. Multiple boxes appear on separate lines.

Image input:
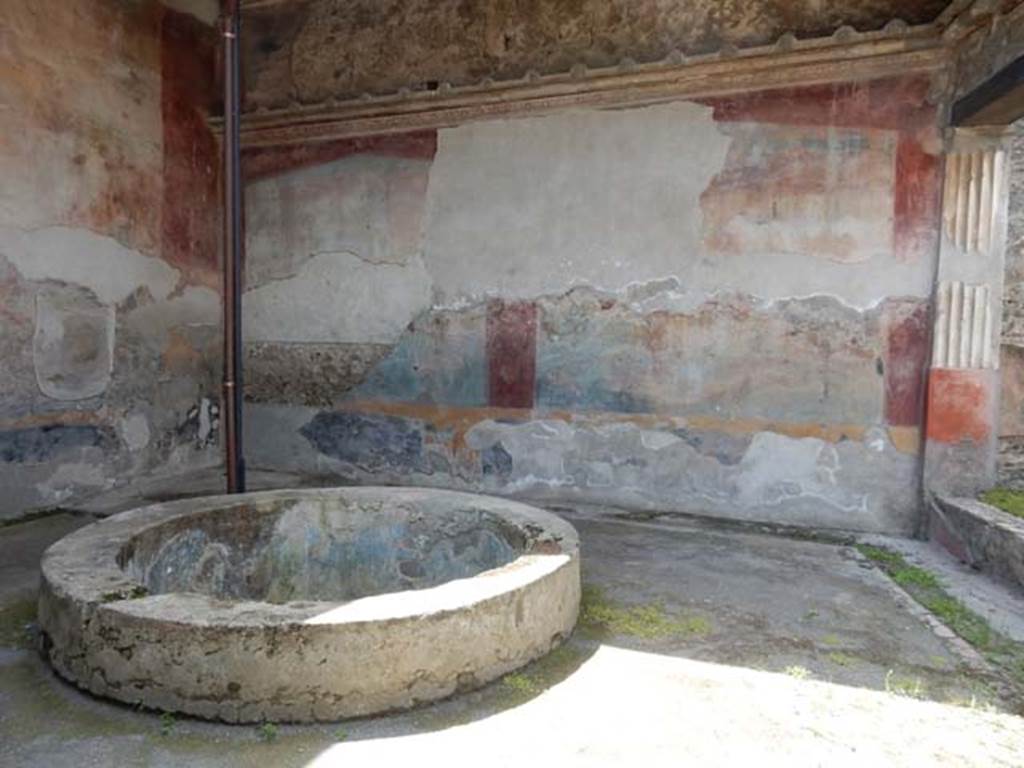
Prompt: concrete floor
<box><xmin>2</xmin><ymin>501</ymin><xmax>1023</xmax><ymax>767</ymax></box>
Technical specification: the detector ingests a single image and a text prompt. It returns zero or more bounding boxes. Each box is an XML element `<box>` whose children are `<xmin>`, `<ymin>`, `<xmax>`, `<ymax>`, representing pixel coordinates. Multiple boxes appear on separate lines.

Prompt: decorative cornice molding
<box><xmin>228</xmin><ymin>27</ymin><xmax>947</xmax><ymax>147</ymax></box>
<box><xmin>220</xmin><ymin>1</ymin><xmax>1024</xmax><ymax>147</ymax></box>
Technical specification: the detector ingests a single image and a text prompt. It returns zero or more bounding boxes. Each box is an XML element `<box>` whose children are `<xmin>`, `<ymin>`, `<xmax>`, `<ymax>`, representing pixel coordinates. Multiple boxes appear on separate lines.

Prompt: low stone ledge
<box><xmin>928</xmin><ymin>495</ymin><xmax>1024</xmax><ymax>593</ymax></box>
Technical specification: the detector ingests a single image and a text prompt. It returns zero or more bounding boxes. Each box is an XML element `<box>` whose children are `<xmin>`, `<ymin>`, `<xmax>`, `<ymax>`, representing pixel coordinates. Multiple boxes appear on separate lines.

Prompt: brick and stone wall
<box><xmin>999</xmin><ymin>122</ymin><xmax>1024</xmax><ymax>487</ymax></box>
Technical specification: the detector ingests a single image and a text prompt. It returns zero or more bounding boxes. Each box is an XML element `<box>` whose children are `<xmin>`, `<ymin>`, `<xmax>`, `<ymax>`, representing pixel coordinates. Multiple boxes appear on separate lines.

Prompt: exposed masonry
<box><xmin>951</xmin><ymin>1</ymin><xmax>1024</xmax><ymax>104</ymax></box>
<box><xmin>245</xmin><ymin>341</ymin><xmax>392</xmax><ymax>406</ymax></box>
<box><xmin>999</xmin><ymin>123</ymin><xmax>1024</xmax><ymax>486</ymax></box>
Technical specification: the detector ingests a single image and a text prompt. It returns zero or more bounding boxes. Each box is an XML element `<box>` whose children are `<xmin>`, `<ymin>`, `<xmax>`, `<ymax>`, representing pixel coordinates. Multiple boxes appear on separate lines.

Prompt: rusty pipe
<box><xmin>222</xmin><ymin>0</ymin><xmax>246</xmax><ymax>492</ymax></box>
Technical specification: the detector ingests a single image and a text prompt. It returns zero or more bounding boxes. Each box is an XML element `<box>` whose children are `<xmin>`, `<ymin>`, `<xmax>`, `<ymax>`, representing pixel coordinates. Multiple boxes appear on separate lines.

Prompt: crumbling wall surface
<box><xmin>949</xmin><ymin>1</ymin><xmax>1024</xmax><ymax>107</ymax></box>
<box><xmin>244</xmin><ymin>76</ymin><xmax>942</xmax><ymax>534</ymax></box>
<box><xmin>239</xmin><ymin>0</ymin><xmax>948</xmax><ymax>109</ymax></box>
<box><xmin>0</xmin><ymin>0</ymin><xmax>222</xmax><ymax>520</ymax></box>
<box><xmin>999</xmin><ymin>123</ymin><xmax>1024</xmax><ymax>486</ymax></box>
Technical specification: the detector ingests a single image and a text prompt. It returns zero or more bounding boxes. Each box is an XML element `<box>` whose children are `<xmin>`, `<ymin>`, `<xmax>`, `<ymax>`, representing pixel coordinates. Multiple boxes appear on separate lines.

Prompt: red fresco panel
<box><xmin>487</xmin><ymin>300</ymin><xmax>537</xmax><ymax>409</ymax></box>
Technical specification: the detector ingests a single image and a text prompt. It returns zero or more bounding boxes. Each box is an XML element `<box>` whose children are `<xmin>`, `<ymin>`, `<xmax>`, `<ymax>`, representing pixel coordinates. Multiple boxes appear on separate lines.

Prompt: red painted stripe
<box><xmin>700</xmin><ymin>76</ymin><xmax>935</xmax><ymax>131</ymax></box>
<box><xmin>161</xmin><ymin>8</ymin><xmax>220</xmax><ymax>281</ymax></box>
<box><xmin>883</xmin><ymin>300</ymin><xmax>929</xmax><ymax>427</ymax></box>
<box><xmin>487</xmin><ymin>300</ymin><xmax>537</xmax><ymax>409</ymax></box>
<box><xmin>893</xmin><ymin>133</ymin><xmax>941</xmax><ymax>262</ymax></box>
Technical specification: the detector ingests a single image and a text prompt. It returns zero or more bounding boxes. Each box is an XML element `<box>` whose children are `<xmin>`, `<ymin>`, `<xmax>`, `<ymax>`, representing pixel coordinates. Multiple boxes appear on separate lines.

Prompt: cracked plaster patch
<box><xmin>1</xmin><ymin>226</ymin><xmax>179</xmax><ymax>305</ymax></box>
<box><xmin>33</xmin><ymin>290</ymin><xmax>115</xmax><ymax>401</ymax></box>
<box><xmin>243</xmin><ymin>250</ymin><xmax>433</xmax><ymax>344</ymax></box>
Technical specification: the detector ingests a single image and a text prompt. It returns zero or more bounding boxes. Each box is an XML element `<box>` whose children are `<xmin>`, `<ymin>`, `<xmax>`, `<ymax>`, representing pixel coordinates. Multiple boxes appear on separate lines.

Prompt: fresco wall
<box><xmin>0</xmin><ymin>0</ymin><xmax>222</xmax><ymax>520</ymax></box>
<box><xmin>243</xmin><ymin>75</ymin><xmax>942</xmax><ymax>534</ymax></box>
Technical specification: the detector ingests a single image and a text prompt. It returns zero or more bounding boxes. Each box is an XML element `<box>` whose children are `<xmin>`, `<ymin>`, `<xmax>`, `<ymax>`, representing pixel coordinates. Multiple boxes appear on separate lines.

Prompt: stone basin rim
<box><xmin>40</xmin><ymin>486</ymin><xmax>580</xmax><ymax>625</ymax></box>
<box><xmin>38</xmin><ymin>486</ymin><xmax>581</xmax><ymax>722</ymax></box>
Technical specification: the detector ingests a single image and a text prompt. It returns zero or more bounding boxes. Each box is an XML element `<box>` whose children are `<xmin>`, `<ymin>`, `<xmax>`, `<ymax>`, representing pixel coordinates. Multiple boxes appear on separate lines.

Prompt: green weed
<box><xmin>785</xmin><ymin>665</ymin><xmax>812</xmax><ymax>680</ymax></box>
<box><xmin>0</xmin><ymin>599</ymin><xmax>36</xmax><ymax>649</ymax></box>
<box><xmin>580</xmin><ymin>586</ymin><xmax>711</xmax><ymax>639</ymax></box>
<box><xmin>159</xmin><ymin>712</ymin><xmax>175</xmax><ymax>736</ymax></box>
<box><xmin>502</xmin><ymin>673</ymin><xmax>539</xmax><ymax>695</ymax></box>
<box><xmin>885</xmin><ymin>670</ymin><xmax>926</xmax><ymax>699</ymax></box>
<box><xmin>857</xmin><ymin>542</ymin><xmax>1024</xmax><ymax>706</ymax></box>
<box><xmin>980</xmin><ymin>488</ymin><xmax>1024</xmax><ymax>519</ymax></box>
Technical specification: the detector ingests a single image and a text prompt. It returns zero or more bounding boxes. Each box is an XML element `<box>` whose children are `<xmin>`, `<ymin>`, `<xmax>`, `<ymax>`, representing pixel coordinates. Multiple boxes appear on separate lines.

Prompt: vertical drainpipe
<box><xmin>222</xmin><ymin>0</ymin><xmax>246</xmax><ymax>492</ymax></box>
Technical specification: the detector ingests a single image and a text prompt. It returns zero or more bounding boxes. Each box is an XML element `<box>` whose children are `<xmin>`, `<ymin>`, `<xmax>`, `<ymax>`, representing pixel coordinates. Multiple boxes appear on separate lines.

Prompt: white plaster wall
<box><xmin>0</xmin><ymin>227</ymin><xmax>180</xmax><ymax>304</ymax></box>
<box><xmin>421</xmin><ymin>105</ymin><xmax>932</xmax><ymax>310</ymax></box>
<box><xmin>421</xmin><ymin>103</ymin><xmax>730</xmax><ymax>305</ymax></box>
<box><xmin>244</xmin><ymin>251</ymin><xmax>433</xmax><ymax>344</ymax></box>
<box><xmin>244</xmin><ymin>154</ymin><xmax>434</xmax><ymax>344</ymax></box>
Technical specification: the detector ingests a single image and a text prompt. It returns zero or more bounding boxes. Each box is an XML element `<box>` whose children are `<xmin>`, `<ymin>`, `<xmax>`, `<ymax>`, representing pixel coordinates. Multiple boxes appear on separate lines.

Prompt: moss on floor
<box><xmin>494</xmin><ymin>642</ymin><xmax>589</xmax><ymax>708</ymax></box>
<box><xmin>0</xmin><ymin>599</ymin><xmax>37</xmax><ymax>650</ymax></box>
<box><xmin>579</xmin><ymin>585</ymin><xmax>711</xmax><ymax>639</ymax></box>
<box><xmin>980</xmin><ymin>488</ymin><xmax>1024</xmax><ymax>520</ymax></box>
<box><xmin>856</xmin><ymin>543</ymin><xmax>1024</xmax><ymax>711</ymax></box>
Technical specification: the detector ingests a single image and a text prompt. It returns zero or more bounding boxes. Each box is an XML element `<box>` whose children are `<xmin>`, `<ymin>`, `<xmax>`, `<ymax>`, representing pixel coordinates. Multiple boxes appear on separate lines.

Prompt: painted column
<box><xmin>924</xmin><ymin>129</ymin><xmax>1011</xmax><ymax>496</ymax></box>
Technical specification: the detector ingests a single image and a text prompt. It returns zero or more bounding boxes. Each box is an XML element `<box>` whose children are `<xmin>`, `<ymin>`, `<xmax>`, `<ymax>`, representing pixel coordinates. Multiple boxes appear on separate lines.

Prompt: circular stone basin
<box><xmin>38</xmin><ymin>487</ymin><xmax>580</xmax><ymax>723</ymax></box>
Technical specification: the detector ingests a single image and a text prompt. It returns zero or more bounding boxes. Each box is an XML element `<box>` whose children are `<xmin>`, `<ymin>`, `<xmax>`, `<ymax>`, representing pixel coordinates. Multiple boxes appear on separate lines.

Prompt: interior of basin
<box><xmin>118</xmin><ymin>495</ymin><xmax>529</xmax><ymax>604</ymax></box>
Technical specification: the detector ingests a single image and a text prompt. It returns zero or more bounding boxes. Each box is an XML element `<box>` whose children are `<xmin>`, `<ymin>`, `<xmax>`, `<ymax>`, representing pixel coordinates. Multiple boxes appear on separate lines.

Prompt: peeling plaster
<box><xmin>119</xmin><ymin>413</ymin><xmax>151</xmax><ymax>452</ymax></box>
<box><xmin>0</xmin><ymin>227</ymin><xmax>180</xmax><ymax>305</ymax></box>
<box><xmin>243</xmin><ymin>250</ymin><xmax>433</xmax><ymax>344</ymax></box>
<box><xmin>123</xmin><ymin>285</ymin><xmax>220</xmax><ymax>349</ymax></box>
<box><xmin>33</xmin><ymin>290</ymin><xmax>115</xmax><ymax>401</ymax></box>
<box><xmin>246</xmin><ymin>153</ymin><xmax>433</xmax><ymax>287</ymax></box>
<box><xmin>463</xmin><ymin>418</ymin><xmax>915</xmax><ymax>532</ymax></box>
<box><xmin>245</xmin><ymin>402</ymin><xmax>919</xmax><ymax>534</ymax></box>
<box><xmin>419</xmin><ymin>104</ymin><xmax>933</xmax><ymax>309</ymax></box>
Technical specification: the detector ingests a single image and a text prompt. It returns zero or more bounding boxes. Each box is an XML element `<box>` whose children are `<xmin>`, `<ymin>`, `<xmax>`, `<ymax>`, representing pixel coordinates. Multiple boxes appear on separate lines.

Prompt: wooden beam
<box><xmin>954</xmin><ymin>54</ymin><xmax>1024</xmax><ymax>124</ymax></box>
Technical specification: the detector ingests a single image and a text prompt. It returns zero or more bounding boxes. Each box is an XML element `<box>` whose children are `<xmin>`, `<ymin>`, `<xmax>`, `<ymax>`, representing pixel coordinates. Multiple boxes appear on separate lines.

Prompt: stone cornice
<box><xmin>223</xmin><ymin>1</ymin><xmax>1024</xmax><ymax>147</ymax></box>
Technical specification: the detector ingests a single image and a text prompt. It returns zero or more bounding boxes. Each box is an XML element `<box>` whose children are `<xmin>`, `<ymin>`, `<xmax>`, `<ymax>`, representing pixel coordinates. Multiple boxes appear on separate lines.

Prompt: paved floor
<box><xmin>1</xmin><ymin>503</ymin><xmax>1022</xmax><ymax>767</ymax></box>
